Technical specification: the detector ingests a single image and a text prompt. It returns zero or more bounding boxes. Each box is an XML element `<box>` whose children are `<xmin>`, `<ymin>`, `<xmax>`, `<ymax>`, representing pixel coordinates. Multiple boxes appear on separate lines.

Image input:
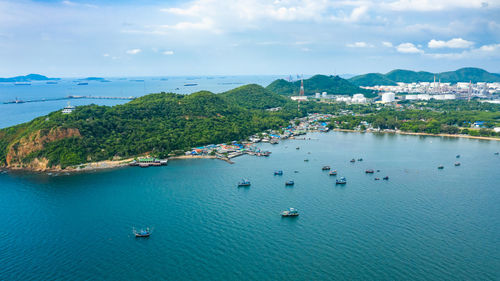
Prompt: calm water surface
<box><xmin>1</xmin><ymin>132</ymin><xmax>499</xmax><ymax>280</ymax></box>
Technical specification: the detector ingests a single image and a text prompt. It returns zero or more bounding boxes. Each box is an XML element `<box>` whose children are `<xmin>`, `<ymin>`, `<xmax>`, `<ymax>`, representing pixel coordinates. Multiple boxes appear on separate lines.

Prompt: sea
<box><xmin>1</xmin><ymin>77</ymin><xmax>500</xmax><ymax>280</ymax></box>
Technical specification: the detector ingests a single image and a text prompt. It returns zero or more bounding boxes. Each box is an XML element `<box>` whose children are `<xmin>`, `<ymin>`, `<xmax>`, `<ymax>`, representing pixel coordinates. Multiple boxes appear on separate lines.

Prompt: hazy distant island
<box><xmin>0</xmin><ymin>74</ymin><xmax>60</xmax><ymax>83</ymax></box>
<box><xmin>1</xmin><ymin>70</ymin><xmax>499</xmax><ymax>172</ymax></box>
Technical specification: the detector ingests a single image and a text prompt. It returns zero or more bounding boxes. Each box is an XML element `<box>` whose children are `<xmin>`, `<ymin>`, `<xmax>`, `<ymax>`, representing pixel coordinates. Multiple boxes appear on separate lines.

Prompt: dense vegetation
<box><xmin>348</xmin><ymin>67</ymin><xmax>500</xmax><ymax>86</ymax></box>
<box><xmin>0</xmin><ymin>85</ymin><xmax>301</xmax><ymax>168</ymax></box>
<box><xmin>328</xmin><ymin>100</ymin><xmax>500</xmax><ymax>137</ymax></box>
<box><xmin>266</xmin><ymin>75</ymin><xmax>375</xmax><ymax>97</ymax></box>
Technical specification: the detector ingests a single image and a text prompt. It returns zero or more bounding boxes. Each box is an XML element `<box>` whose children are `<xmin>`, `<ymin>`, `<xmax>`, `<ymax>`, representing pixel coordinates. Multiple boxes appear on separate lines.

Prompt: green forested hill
<box><xmin>0</xmin><ymin>86</ymin><xmax>299</xmax><ymax>169</ymax></box>
<box><xmin>348</xmin><ymin>73</ymin><xmax>397</xmax><ymax>86</ymax></box>
<box><xmin>219</xmin><ymin>84</ymin><xmax>290</xmax><ymax>109</ymax></box>
<box><xmin>266</xmin><ymin>75</ymin><xmax>375</xmax><ymax>97</ymax></box>
<box><xmin>349</xmin><ymin>67</ymin><xmax>500</xmax><ymax>86</ymax></box>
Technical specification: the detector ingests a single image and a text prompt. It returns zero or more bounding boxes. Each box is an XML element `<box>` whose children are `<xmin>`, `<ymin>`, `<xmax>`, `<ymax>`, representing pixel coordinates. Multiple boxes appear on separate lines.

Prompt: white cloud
<box><xmin>382</xmin><ymin>41</ymin><xmax>393</xmax><ymax>47</ymax></box>
<box><xmin>163</xmin><ymin>50</ymin><xmax>174</xmax><ymax>55</ymax></box>
<box><xmin>383</xmin><ymin>0</ymin><xmax>495</xmax><ymax>11</ymax></box>
<box><xmin>346</xmin><ymin>41</ymin><xmax>372</xmax><ymax>48</ymax></box>
<box><xmin>478</xmin><ymin>43</ymin><xmax>500</xmax><ymax>52</ymax></box>
<box><xmin>426</xmin><ymin>43</ymin><xmax>500</xmax><ymax>59</ymax></box>
<box><xmin>428</xmin><ymin>38</ymin><xmax>474</xmax><ymax>48</ymax></box>
<box><xmin>126</xmin><ymin>48</ymin><xmax>141</xmax><ymax>55</ymax></box>
<box><xmin>396</xmin><ymin>43</ymin><xmax>423</xmax><ymax>54</ymax></box>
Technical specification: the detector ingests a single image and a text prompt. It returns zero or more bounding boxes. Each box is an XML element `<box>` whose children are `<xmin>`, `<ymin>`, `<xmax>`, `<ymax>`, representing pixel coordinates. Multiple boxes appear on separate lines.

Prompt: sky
<box><xmin>0</xmin><ymin>0</ymin><xmax>499</xmax><ymax>77</ymax></box>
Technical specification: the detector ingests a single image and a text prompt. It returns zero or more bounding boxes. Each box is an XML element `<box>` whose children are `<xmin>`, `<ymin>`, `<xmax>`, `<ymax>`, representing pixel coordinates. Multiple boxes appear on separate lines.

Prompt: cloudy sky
<box><xmin>1</xmin><ymin>0</ymin><xmax>499</xmax><ymax>77</ymax></box>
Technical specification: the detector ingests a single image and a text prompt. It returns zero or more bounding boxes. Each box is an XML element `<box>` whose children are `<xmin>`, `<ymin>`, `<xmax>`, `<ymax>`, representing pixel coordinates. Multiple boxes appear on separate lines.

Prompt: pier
<box><xmin>3</xmin><ymin>95</ymin><xmax>136</xmax><ymax>104</ymax></box>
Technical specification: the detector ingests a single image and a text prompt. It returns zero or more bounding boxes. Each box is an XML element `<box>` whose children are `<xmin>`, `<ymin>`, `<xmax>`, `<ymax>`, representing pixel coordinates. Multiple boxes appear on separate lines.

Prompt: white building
<box><xmin>322</xmin><ymin>92</ymin><xmax>328</xmax><ymax>98</ymax></box>
<box><xmin>405</xmin><ymin>95</ymin><xmax>418</xmax><ymax>100</ymax></box>
<box><xmin>291</xmin><ymin>96</ymin><xmax>308</xmax><ymax>101</ymax></box>
<box><xmin>352</xmin><ymin>94</ymin><xmax>367</xmax><ymax>103</ymax></box>
<box><xmin>315</xmin><ymin>92</ymin><xmax>320</xmax><ymax>98</ymax></box>
<box><xmin>381</xmin><ymin>92</ymin><xmax>395</xmax><ymax>103</ymax></box>
<box><xmin>417</xmin><ymin>94</ymin><xmax>431</xmax><ymax>100</ymax></box>
<box><xmin>62</xmin><ymin>102</ymin><xmax>75</xmax><ymax>114</ymax></box>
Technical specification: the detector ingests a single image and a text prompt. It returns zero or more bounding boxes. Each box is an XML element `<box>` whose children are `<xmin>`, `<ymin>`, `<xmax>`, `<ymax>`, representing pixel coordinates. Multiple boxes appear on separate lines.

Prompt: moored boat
<box><xmin>238</xmin><ymin>179</ymin><xmax>251</xmax><ymax>187</ymax></box>
<box><xmin>456</xmin><ymin>155</ymin><xmax>460</xmax><ymax>158</ymax></box>
<box><xmin>285</xmin><ymin>180</ymin><xmax>294</xmax><ymax>186</ymax></box>
<box><xmin>274</xmin><ymin>170</ymin><xmax>283</xmax><ymax>175</ymax></box>
<box><xmin>383</xmin><ymin>176</ymin><xmax>389</xmax><ymax>180</ymax></box>
<box><xmin>375</xmin><ymin>178</ymin><xmax>380</xmax><ymax>180</ymax></box>
<box><xmin>134</xmin><ymin>228</ymin><xmax>151</xmax><ymax>238</ymax></box>
<box><xmin>365</xmin><ymin>169</ymin><xmax>374</xmax><ymax>173</ymax></box>
<box><xmin>322</xmin><ymin>166</ymin><xmax>330</xmax><ymax>170</ymax></box>
<box><xmin>350</xmin><ymin>159</ymin><xmax>356</xmax><ymax>163</ymax></box>
<box><xmin>454</xmin><ymin>162</ymin><xmax>461</xmax><ymax>166</ymax></box>
<box><xmin>438</xmin><ymin>165</ymin><xmax>444</xmax><ymax>169</ymax></box>
<box><xmin>329</xmin><ymin>170</ymin><xmax>337</xmax><ymax>176</ymax></box>
<box><xmin>336</xmin><ymin>177</ymin><xmax>347</xmax><ymax>184</ymax></box>
<box><xmin>358</xmin><ymin>158</ymin><xmax>363</xmax><ymax>161</ymax></box>
<box><xmin>281</xmin><ymin>208</ymin><xmax>299</xmax><ymax>217</ymax></box>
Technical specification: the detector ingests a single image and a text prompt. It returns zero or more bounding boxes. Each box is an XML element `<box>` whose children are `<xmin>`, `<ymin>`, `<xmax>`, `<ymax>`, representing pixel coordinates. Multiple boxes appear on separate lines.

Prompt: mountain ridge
<box><xmin>348</xmin><ymin>67</ymin><xmax>500</xmax><ymax>86</ymax></box>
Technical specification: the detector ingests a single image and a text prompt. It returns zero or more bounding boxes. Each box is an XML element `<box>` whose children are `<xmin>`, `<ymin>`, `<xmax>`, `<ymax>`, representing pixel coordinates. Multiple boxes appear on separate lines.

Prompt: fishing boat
<box><xmin>238</xmin><ymin>179</ymin><xmax>251</xmax><ymax>187</ymax></box>
<box><xmin>281</xmin><ymin>208</ymin><xmax>299</xmax><ymax>217</ymax></box>
<box><xmin>329</xmin><ymin>170</ymin><xmax>337</xmax><ymax>176</ymax></box>
<box><xmin>274</xmin><ymin>170</ymin><xmax>283</xmax><ymax>175</ymax></box>
<box><xmin>454</xmin><ymin>162</ymin><xmax>461</xmax><ymax>166</ymax></box>
<box><xmin>350</xmin><ymin>159</ymin><xmax>356</xmax><ymax>163</ymax></box>
<box><xmin>322</xmin><ymin>166</ymin><xmax>331</xmax><ymax>170</ymax></box>
<box><xmin>383</xmin><ymin>176</ymin><xmax>389</xmax><ymax>180</ymax></box>
<box><xmin>365</xmin><ymin>169</ymin><xmax>374</xmax><ymax>173</ymax></box>
<box><xmin>336</xmin><ymin>177</ymin><xmax>347</xmax><ymax>184</ymax></box>
<box><xmin>133</xmin><ymin>228</ymin><xmax>151</xmax><ymax>238</ymax></box>
<box><xmin>285</xmin><ymin>180</ymin><xmax>294</xmax><ymax>186</ymax></box>
<box><xmin>438</xmin><ymin>165</ymin><xmax>444</xmax><ymax>169</ymax></box>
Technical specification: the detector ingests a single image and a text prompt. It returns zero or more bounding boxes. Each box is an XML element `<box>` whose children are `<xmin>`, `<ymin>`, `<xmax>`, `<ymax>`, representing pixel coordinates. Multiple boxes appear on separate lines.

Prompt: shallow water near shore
<box><xmin>1</xmin><ymin>132</ymin><xmax>499</xmax><ymax>280</ymax></box>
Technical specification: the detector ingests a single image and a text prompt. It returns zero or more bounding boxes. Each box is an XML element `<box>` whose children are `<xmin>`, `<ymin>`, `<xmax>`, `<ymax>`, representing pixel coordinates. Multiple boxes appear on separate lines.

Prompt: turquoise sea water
<box><xmin>1</xmin><ymin>132</ymin><xmax>499</xmax><ymax>280</ymax></box>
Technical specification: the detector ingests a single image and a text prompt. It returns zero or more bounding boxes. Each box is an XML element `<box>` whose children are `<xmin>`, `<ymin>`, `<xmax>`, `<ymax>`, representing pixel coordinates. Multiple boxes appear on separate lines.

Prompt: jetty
<box><xmin>3</xmin><ymin>95</ymin><xmax>136</xmax><ymax>104</ymax></box>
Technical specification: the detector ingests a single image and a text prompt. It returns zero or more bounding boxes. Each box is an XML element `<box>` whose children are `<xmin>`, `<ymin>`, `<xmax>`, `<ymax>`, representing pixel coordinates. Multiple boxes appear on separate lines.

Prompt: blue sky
<box><xmin>0</xmin><ymin>0</ymin><xmax>499</xmax><ymax>77</ymax></box>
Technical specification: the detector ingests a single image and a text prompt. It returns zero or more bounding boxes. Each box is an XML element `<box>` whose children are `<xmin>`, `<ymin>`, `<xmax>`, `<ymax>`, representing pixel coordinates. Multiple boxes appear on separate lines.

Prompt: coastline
<box><xmin>0</xmin><ymin>154</ymin><xmax>230</xmax><ymax>174</ymax></box>
<box><xmin>333</xmin><ymin>129</ymin><xmax>500</xmax><ymax>141</ymax></box>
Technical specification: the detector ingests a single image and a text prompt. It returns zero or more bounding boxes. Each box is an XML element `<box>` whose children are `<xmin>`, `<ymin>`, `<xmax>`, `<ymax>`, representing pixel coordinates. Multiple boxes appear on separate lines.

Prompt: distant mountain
<box><xmin>348</xmin><ymin>67</ymin><xmax>500</xmax><ymax>86</ymax></box>
<box><xmin>0</xmin><ymin>74</ymin><xmax>59</xmax><ymax>82</ymax></box>
<box><xmin>348</xmin><ymin>73</ymin><xmax>398</xmax><ymax>87</ymax></box>
<box><xmin>266</xmin><ymin>75</ymin><xmax>375</xmax><ymax>97</ymax></box>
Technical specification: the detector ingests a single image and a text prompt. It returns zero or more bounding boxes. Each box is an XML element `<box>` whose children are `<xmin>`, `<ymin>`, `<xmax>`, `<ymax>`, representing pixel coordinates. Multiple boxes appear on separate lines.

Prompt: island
<box><xmin>1</xmin><ymin>75</ymin><xmax>499</xmax><ymax>172</ymax></box>
<box><xmin>0</xmin><ymin>74</ymin><xmax>60</xmax><ymax>82</ymax></box>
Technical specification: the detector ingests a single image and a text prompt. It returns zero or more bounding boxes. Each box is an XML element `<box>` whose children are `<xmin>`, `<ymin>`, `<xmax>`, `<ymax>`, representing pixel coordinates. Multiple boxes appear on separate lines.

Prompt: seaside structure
<box><xmin>62</xmin><ymin>102</ymin><xmax>75</xmax><ymax>114</ymax></box>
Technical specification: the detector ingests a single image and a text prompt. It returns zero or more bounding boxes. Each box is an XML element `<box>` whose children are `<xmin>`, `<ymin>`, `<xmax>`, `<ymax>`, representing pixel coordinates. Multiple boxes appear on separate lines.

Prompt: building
<box><xmin>62</xmin><ymin>102</ymin><xmax>75</xmax><ymax>114</ymax></box>
<box><xmin>352</xmin><ymin>94</ymin><xmax>367</xmax><ymax>103</ymax></box>
<box><xmin>315</xmin><ymin>92</ymin><xmax>320</xmax><ymax>98</ymax></box>
<box><xmin>381</xmin><ymin>92</ymin><xmax>395</xmax><ymax>103</ymax></box>
<box><xmin>291</xmin><ymin>96</ymin><xmax>308</xmax><ymax>101</ymax></box>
